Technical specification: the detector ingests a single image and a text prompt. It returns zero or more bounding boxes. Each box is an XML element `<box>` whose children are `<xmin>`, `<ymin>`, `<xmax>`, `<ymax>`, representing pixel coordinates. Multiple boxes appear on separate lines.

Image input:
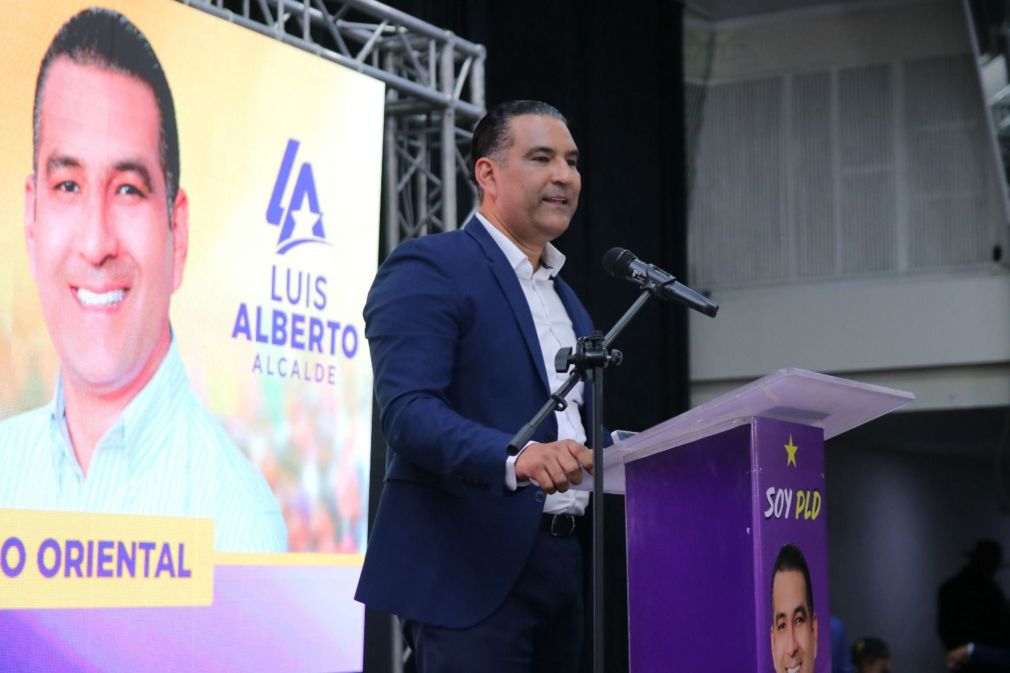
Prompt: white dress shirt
<box><xmin>477</xmin><ymin>214</ymin><xmax>589</xmax><ymax>516</ymax></box>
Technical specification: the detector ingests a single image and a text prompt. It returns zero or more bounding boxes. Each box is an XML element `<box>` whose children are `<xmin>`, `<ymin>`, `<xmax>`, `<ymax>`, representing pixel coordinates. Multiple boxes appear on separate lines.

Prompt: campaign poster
<box><xmin>624</xmin><ymin>417</ymin><xmax>831</xmax><ymax>673</ymax></box>
<box><xmin>754</xmin><ymin>418</ymin><xmax>831</xmax><ymax>673</ymax></box>
<box><xmin>0</xmin><ymin>0</ymin><xmax>383</xmax><ymax>670</ymax></box>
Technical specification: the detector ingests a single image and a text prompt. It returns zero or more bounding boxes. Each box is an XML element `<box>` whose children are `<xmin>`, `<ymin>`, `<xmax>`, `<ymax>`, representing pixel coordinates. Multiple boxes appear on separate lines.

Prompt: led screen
<box><xmin>0</xmin><ymin>1</ymin><xmax>383</xmax><ymax>670</ymax></box>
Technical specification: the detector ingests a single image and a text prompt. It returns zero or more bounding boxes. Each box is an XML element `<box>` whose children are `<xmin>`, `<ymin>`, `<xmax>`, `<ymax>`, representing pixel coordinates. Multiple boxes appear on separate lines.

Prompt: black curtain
<box><xmin>366</xmin><ymin>2</ymin><xmax>689</xmax><ymax>672</ymax></box>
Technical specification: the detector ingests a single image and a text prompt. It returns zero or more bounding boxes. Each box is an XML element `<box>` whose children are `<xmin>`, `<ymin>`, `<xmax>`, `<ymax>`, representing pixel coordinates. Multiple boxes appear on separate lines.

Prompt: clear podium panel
<box><xmin>598</xmin><ymin>368</ymin><xmax>914</xmax><ymax>493</ymax></box>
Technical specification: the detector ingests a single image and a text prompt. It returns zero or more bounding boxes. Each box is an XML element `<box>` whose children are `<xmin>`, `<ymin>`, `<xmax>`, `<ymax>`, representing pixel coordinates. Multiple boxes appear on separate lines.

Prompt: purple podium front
<box><xmin>593</xmin><ymin>370</ymin><xmax>913</xmax><ymax>673</ymax></box>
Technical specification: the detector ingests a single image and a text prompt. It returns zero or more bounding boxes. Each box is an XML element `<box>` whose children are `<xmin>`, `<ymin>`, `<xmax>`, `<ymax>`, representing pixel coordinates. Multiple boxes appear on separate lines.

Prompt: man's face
<box><xmin>25</xmin><ymin>57</ymin><xmax>187</xmax><ymax>402</ymax></box>
<box><xmin>479</xmin><ymin>113</ymin><xmax>580</xmax><ymax>248</ymax></box>
<box><xmin>770</xmin><ymin>569</ymin><xmax>818</xmax><ymax>673</ymax></box>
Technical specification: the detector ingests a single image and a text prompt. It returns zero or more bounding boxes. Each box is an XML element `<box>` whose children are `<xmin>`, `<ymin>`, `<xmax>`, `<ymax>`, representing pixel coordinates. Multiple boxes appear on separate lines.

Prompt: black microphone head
<box><xmin>602</xmin><ymin>247</ymin><xmax>636</xmax><ymax>277</ymax></box>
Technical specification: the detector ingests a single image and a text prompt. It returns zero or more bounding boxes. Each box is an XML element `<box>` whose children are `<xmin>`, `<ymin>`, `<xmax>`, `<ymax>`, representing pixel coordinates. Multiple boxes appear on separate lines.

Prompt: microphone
<box><xmin>602</xmin><ymin>247</ymin><xmax>719</xmax><ymax>317</ymax></box>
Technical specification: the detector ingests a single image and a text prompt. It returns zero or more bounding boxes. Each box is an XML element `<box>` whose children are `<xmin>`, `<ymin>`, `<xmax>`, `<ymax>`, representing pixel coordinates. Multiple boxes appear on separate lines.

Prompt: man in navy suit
<box><xmin>356</xmin><ymin>100</ymin><xmax>595</xmax><ymax>672</ymax></box>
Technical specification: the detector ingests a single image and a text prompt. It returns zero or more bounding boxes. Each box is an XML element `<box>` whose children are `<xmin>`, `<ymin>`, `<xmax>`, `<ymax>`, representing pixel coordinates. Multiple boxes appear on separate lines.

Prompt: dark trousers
<box><xmin>402</xmin><ymin>530</ymin><xmax>584</xmax><ymax>673</ymax></box>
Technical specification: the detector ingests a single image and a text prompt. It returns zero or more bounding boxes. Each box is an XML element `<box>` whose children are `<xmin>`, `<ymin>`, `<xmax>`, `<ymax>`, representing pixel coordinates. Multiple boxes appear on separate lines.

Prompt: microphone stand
<box><xmin>507</xmin><ymin>287</ymin><xmax>655</xmax><ymax>673</ymax></box>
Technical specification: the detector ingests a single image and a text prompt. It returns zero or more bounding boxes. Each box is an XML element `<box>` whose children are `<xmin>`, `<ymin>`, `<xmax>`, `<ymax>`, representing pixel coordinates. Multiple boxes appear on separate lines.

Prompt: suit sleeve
<box><xmin>364</xmin><ymin>242</ymin><xmax>512</xmax><ymax>492</ymax></box>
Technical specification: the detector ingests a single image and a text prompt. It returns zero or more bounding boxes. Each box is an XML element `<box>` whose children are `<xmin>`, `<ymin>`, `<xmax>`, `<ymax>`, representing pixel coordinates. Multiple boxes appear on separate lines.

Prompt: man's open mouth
<box><xmin>75</xmin><ymin>287</ymin><xmax>127</xmax><ymax>308</ymax></box>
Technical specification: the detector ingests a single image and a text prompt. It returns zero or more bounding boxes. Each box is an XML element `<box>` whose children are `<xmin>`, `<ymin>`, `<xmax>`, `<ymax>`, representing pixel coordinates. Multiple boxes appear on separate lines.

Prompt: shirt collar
<box><xmin>48</xmin><ymin>337</ymin><xmax>190</xmax><ymax>466</ymax></box>
<box><xmin>475</xmin><ymin>212</ymin><xmax>566</xmax><ymax>280</ymax></box>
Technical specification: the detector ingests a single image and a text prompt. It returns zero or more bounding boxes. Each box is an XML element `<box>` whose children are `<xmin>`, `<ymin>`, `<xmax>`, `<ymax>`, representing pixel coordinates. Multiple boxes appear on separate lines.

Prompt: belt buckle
<box><xmin>550</xmin><ymin>514</ymin><xmax>575</xmax><ymax>537</ymax></box>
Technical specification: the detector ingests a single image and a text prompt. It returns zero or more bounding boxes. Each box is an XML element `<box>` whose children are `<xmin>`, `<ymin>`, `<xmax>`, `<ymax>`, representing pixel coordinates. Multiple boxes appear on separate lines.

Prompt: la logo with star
<box><xmin>265</xmin><ymin>138</ymin><xmax>331</xmax><ymax>254</ymax></box>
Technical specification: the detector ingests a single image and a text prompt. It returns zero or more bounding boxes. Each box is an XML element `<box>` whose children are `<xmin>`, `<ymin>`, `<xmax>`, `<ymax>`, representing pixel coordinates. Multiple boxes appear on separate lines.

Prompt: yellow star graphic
<box><xmin>785</xmin><ymin>436</ymin><xmax>799</xmax><ymax>467</ymax></box>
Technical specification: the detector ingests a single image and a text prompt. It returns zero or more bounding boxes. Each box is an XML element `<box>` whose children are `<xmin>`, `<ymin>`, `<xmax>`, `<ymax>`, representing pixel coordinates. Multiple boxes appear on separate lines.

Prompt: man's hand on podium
<box><xmin>515</xmin><ymin>440</ymin><xmax>594</xmax><ymax>494</ymax></box>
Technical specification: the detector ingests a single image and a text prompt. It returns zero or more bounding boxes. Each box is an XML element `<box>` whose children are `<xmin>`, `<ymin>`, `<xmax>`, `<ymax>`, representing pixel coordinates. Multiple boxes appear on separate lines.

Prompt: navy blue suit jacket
<box><xmin>354</xmin><ymin>218</ymin><xmax>594</xmax><ymax>628</ymax></box>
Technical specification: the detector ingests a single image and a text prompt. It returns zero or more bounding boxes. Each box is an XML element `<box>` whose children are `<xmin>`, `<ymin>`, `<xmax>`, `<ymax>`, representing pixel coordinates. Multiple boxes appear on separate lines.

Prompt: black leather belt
<box><xmin>541</xmin><ymin>513</ymin><xmax>580</xmax><ymax>537</ymax></box>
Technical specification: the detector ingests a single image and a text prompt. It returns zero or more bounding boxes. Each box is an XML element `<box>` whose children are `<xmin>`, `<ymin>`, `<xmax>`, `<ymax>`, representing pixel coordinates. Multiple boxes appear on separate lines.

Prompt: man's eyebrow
<box><xmin>525</xmin><ymin>146</ymin><xmax>580</xmax><ymax>160</ymax></box>
<box><xmin>44</xmin><ymin>156</ymin><xmax>155</xmax><ymax>194</ymax></box>
<box><xmin>45</xmin><ymin>154</ymin><xmax>81</xmax><ymax>175</ymax></box>
<box><xmin>773</xmin><ymin>603</ymin><xmax>809</xmax><ymax>622</ymax></box>
<box><xmin>113</xmin><ymin>160</ymin><xmax>153</xmax><ymax>193</ymax></box>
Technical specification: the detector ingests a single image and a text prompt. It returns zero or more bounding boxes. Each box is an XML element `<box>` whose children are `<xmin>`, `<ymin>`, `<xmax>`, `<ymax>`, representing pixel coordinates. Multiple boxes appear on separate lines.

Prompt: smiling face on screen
<box><xmin>26</xmin><ymin>57</ymin><xmax>188</xmax><ymax>408</ymax></box>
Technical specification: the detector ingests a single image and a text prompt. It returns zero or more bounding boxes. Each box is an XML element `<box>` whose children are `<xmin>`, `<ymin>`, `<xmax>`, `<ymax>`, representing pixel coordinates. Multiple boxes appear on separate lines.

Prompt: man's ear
<box><xmin>474</xmin><ymin>156</ymin><xmax>498</xmax><ymax>201</ymax></box>
<box><xmin>170</xmin><ymin>187</ymin><xmax>189</xmax><ymax>292</ymax></box>
<box><xmin>24</xmin><ymin>174</ymin><xmax>37</xmax><ymax>280</ymax></box>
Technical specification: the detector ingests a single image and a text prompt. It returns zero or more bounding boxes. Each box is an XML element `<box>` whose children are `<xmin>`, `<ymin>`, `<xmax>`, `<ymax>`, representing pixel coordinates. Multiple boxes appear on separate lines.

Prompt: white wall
<box><xmin>705</xmin><ymin>0</ymin><xmax>968</xmax><ymax>82</ymax></box>
<box><xmin>690</xmin><ymin>271</ymin><xmax>1010</xmax><ymax>410</ymax></box>
<box><xmin>687</xmin><ymin>0</ymin><xmax>1010</xmax><ymax>412</ymax></box>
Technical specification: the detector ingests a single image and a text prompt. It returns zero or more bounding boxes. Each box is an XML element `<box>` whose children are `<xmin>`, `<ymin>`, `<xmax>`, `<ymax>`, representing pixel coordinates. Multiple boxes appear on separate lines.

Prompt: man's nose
<box><xmin>785</xmin><ymin>627</ymin><xmax>799</xmax><ymax>655</ymax></box>
<box><xmin>77</xmin><ymin>194</ymin><xmax>118</xmax><ymax>264</ymax></box>
<box><xmin>550</xmin><ymin>157</ymin><xmax>575</xmax><ymax>183</ymax></box>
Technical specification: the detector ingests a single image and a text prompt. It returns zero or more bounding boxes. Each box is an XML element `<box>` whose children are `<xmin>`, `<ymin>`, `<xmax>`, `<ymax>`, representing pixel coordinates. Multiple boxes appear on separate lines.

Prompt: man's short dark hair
<box><xmin>851</xmin><ymin>636</ymin><xmax>890</xmax><ymax>669</ymax></box>
<box><xmin>967</xmin><ymin>538</ymin><xmax>1003</xmax><ymax>575</ymax></box>
<box><xmin>32</xmin><ymin>7</ymin><xmax>180</xmax><ymax>220</ymax></box>
<box><xmin>771</xmin><ymin>542</ymin><xmax>815</xmax><ymax>616</ymax></box>
<box><xmin>470</xmin><ymin>100</ymin><xmax>568</xmax><ymax>200</ymax></box>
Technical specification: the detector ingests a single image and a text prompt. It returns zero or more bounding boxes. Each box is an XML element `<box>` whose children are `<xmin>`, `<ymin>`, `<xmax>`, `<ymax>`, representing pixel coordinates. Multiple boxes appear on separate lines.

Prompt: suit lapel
<box><xmin>554</xmin><ymin>276</ymin><xmax>598</xmax><ymax>444</ymax></box>
<box><xmin>464</xmin><ymin>218</ymin><xmax>550</xmax><ymax>393</ymax></box>
<box><xmin>556</xmin><ymin>279</ymin><xmax>592</xmax><ymax>338</ymax></box>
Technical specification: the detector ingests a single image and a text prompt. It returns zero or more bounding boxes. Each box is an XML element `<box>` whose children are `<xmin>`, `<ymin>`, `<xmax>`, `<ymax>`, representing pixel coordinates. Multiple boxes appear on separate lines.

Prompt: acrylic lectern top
<box><xmin>594</xmin><ymin>368</ymin><xmax>914</xmax><ymax>494</ymax></box>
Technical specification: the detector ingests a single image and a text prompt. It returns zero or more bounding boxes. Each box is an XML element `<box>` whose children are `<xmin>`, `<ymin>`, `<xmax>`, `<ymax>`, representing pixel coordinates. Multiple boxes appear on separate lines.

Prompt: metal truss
<box><xmin>180</xmin><ymin>0</ymin><xmax>487</xmax><ymax>253</ymax></box>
